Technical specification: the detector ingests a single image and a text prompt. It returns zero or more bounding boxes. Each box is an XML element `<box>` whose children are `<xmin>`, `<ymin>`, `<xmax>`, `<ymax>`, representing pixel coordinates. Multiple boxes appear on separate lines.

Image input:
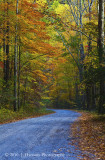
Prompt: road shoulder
<box><xmin>70</xmin><ymin>112</ymin><xmax>105</xmax><ymax>160</ymax></box>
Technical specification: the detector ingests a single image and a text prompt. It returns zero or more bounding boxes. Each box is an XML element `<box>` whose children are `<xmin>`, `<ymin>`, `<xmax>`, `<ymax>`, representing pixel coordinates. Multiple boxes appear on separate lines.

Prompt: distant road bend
<box><xmin>0</xmin><ymin>109</ymin><xmax>81</xmax><ymax>160</ymax></box>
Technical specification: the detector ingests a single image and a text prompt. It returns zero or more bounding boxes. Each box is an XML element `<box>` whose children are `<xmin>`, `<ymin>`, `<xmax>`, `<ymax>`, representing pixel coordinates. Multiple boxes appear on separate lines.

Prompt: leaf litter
<box><xmin>70</xmin><ymin>112</ymin><xmax>105</xmax><ymax>160</ymax></box>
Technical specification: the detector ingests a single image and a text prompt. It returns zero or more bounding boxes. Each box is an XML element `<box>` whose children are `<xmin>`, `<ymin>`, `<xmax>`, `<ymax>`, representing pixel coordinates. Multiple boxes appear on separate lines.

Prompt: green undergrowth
<box><xmin>0</xmin><ymin>106</ymin><xmax>55</xmax><ymax>124</ymax></box>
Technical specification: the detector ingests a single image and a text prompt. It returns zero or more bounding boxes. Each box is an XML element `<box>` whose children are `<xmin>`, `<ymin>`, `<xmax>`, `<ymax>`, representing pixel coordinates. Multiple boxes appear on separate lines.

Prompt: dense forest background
<box><xmin>0</xmin><ymin>0</ymin><xmax>105</xmax><ymax>116</ymax></box>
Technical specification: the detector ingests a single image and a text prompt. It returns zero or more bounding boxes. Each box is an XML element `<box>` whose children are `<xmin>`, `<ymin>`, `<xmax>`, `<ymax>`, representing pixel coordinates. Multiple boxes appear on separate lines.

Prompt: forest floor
<box><xmin>70</xmin><ymin>111</ymin><xmax>105</xmax><ymax>160</ymax></box>
<box><xmin>0</xmin><ymin>107</ymin><xmax>54</xmax><ymax>124</ymax></box>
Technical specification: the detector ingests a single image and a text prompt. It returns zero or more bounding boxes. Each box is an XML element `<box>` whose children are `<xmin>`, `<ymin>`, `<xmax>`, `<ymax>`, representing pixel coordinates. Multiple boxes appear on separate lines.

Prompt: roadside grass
<box><xmin>0</xmin><ymin>107</ymin><xmax>55</xmax><ymax>124</ymax></box>
<box><xmin>70</xmin><ymin>111</ymin><xmax>105</xmax><ymax>160</ymax></box>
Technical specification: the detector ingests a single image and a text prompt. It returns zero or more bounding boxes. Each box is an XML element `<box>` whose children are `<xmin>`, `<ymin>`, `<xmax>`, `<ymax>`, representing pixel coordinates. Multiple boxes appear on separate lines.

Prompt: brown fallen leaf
<box><xmin>70</xmin><ymin>112</ymin><xmax>105</xmax><ymax>160</ymax></box>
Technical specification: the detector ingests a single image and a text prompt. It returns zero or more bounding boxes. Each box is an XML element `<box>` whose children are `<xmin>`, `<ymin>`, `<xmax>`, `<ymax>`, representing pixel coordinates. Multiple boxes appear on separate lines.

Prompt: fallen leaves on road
<box><xmin>70</xmin><ymin>112</ymin><xmax>105</xmax><ymax>160</ymax></box>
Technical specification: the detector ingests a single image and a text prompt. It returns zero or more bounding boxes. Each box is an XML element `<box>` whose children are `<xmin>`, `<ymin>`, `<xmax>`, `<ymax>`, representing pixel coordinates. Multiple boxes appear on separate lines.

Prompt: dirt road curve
<box><xmin>0</xmin><ymin>109</ymin><xmax>81</xmax><ymax>160</ymax></box>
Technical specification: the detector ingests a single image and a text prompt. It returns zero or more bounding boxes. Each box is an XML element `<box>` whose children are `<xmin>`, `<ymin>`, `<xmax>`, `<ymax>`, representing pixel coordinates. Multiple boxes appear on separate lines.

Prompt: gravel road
<box><xmin>0</xmin><ymin>109</ymin><xmax>81</xmax><ymax>160</ymax></box>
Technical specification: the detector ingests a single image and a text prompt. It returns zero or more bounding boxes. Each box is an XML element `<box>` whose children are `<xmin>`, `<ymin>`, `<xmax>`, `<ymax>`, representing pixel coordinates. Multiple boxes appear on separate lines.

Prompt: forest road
<box><xmin>0</xmin><ymin>109</ymin><xmax>82</xmax><ymax>160</ymax></box>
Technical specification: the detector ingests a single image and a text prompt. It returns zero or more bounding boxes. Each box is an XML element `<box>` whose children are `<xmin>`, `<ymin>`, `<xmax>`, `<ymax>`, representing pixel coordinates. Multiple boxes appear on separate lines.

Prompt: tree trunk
<box><xmin>79</xmin><ymin>0</ymin><xmax>85</xmax><ymax>108</ymax></box>
<box><xmin>85</xmin><ymin>0</ymin><xmax>92</xmax><ymax>111</ymax></box>
<box><xmin>91</xmin><ymin>84</ymin><xmax>96</xmax><ymax>110</ymax></box>
<box><xmin>86</xmin><ymin>85</ymin><xmax>91</xmax><ymax>110</ymax></box>
<box><xmin>18</xmin><ymin>44</ymin><xmax>21</xmax><ymax>110</ymax></box>
<box><xmin>98</xmin><ymin>0</ymin><xmax>104</xmax><ymax>113</ymax></box>
<box><xmin>4</xmin><ymin>0</ymin><xmax>9</xmax><ymax>85</ymax></box>
<box><xmin>14</xmin><ymin>0</ymin><xmax>19</xmax><ymax>111</ymax></box>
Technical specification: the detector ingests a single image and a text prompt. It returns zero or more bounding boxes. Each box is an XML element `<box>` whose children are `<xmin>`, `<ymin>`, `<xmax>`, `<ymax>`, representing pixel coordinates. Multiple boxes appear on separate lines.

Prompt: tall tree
<box><xmin>14</xmin><ymin>0</ymin><xmax>19</xmax><ymax>111</ymax></box>
<box><xmin>98</xmin><ymin>0</ymin><xmax>104</xmax><ymax>113</ymax></box>
<box><xmin>3</xmin><ymin>0</ymin><xmax>10</xmax><ymax>85</ymax></box>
